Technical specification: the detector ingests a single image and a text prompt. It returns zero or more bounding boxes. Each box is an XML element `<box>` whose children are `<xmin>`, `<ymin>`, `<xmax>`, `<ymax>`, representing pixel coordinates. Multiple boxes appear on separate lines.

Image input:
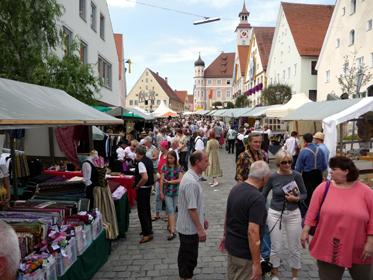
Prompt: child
<box><xmin>160</xmin><ymin>150</ymin><xmax>183</xmax><ymax>240</ymax></box>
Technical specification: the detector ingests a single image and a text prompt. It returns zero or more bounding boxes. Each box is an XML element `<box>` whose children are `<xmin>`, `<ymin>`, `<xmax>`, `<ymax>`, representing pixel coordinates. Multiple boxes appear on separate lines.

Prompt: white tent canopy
<box><xmin>0</xmin><ymin>78</ymin><xmax>122</xmax><ymax>129</ymax></box>
<box><xmin>266</xmin><ymin>93</ymin><xmax>313</xmax><ymax>118</ymax></box>
<box><xmin>323</xmin><ymin>97</ymin><xmax>373</xmax><ymax>157</ymax></box>
<box><xmin>152</xmin><ymin>101</ymin><xmax>177</xmax><ymax>118</ymax></box>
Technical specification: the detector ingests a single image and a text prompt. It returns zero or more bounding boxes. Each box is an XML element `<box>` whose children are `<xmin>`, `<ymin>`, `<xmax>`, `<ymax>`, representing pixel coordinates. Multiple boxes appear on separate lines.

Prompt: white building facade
<box><xmin>57</xmin><ymin>0</ymin><xmax>123</xmax><ymax>106</ymax></box>
<box><xmin>316</xmin><ymin>0</ymin><xmax>373</xmax><ymax>100</ymax></box>
<box><xmin>267</xmin><ymin>3</ymin><xmax>333</xmax><ymax>101</ymax></box>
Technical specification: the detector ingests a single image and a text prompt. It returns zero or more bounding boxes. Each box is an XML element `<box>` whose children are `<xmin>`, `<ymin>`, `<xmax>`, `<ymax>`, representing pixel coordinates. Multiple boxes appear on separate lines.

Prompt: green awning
<box><xmin>92</xmin><ymin>105</ymin><xmax>114</xmax><ymax>113</ymax></box>
<box><xmin>107</xmin><ymin>107</ymin><xmax>144</xmax><ymax>119</ymax></box>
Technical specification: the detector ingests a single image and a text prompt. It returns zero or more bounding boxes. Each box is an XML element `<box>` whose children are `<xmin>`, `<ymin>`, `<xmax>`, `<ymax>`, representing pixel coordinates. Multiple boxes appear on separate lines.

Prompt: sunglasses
<box><xmin>280</xmin><ymin>160</ymin><xmax>292</xmax><ymax>165</ymax></box>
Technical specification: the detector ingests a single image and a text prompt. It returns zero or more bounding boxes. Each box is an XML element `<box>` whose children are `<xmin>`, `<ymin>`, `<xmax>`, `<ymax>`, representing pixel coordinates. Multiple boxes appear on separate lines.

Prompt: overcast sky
<box><xmin>107</xmin><ymin>0</ymin><xmax>335</xmax><ymax>96</ymax></box>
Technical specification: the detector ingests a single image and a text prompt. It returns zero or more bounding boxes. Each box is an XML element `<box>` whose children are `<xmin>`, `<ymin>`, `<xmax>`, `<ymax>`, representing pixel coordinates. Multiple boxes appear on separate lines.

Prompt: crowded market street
<box><xmin>93</xmin><ymin>149</ymin><xmax>353</xmax><ymax>280</ymax></box>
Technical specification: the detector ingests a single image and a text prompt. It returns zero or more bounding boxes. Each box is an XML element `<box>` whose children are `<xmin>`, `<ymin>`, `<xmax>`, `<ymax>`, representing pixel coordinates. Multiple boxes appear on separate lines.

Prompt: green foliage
<box><xmin>32</xmin><ymin>42</ymin><xmax>101</xmax><ymax>105</ymax></box>
<box><xmin>0</xmin><ymin>0</ymin><xmax>100</xmax><ymax>104</ymax></box>
<box><xmin>338</xmin><ymin>55</ymin><xmax>373</xmax><ymax>97</ymax></box>
<box><xmin>225</xmin><ymin>101</ymin><xmax>235</xmax><ymax>109</ymax></box>
<box><xmin>261</xmin><ymin>84</ymin><xmax>292</xmax><ymax>105</ymax></box>
<box><xmin>212</xmin><ymin>101</ymin><xmax>223</xmax><ymax>108</ymax></box>
<box><xmin>343</xmin><ymin>134</ymin><xmax>361</xmax><ymax>141</ymax></box>
<box><xmin>235</xmin><ymin>95</ymin><xmax>249</xmax><ymax>108</ymax></box>
<box><xmin>0</xmin><ymin>0</ymin><xmax>62</xmax><ymax>82</ymax></box>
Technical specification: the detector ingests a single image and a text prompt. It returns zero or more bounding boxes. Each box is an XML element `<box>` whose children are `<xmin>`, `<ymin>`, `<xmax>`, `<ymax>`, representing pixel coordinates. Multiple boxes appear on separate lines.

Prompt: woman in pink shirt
<box><xmin>301</xmin><ymin>156</ymin><xmax>373</xmax><ymax>279</ymax></box>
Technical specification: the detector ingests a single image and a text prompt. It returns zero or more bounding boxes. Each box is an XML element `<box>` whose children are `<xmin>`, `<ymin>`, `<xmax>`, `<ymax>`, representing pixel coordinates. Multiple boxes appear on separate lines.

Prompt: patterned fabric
<box><xmin>55</xmin><ymin>127</ymin><xmax>79</xmax><ymax>166</ymax></box>
<box><xmin>235</xmin><ymin>148</ymin><xmax>264</xmax><ymax>181</ymax></box>
<box><xmin>161</xmin><ymin>165</ymin><xmax>182</xmax><ymax>196</ymax></box>
<box><xmin>205</xmin><ymin>139</ymin><xmax>222</xmax><ymax>177</ymax></box>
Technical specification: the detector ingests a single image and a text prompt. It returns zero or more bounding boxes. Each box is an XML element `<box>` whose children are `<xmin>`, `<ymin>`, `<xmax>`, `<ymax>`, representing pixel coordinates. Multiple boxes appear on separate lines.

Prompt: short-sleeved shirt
<box><xmin>176</xmin><ymin>169</ymin><xmax>204</xmax><ymax>235</ymax></box>
<box><xmin>225</xmin><ymin>182</ymin><xmax>267</xmax><ymax>260</ymax></box>
<box><xmin>161</xmin><ymin>165</ymin><xmax>182</xmax><ymax>196</ymax></box>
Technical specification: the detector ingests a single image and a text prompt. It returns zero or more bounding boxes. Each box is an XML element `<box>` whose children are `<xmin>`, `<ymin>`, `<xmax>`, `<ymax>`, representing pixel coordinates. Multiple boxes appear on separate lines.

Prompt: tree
<box><xmin>0</xmin><ymin>0</ymin><xmax>62</xmax><ymax>82</ymax></box>
<box><xmin>235</xmin><ymin>95</ymin><xmax>250</xmax><ymax>108</ymax></box>
<box><xmin>212</xmin><ymin>101</ymin><xmax>223</xmax><ymax>108</ymax></box>
<box><xmin>0</xmin><ymin>0</ymin><xmax>100</xmax><ymax>104</ymax></box>
<box><xmin>32</xmin><ymin>42</ymin><xmax>101</xmax><ymax>105</ymax></box>
<box><xmin>338</xmin><ymin>55</ymin><xmax>373</xmax><ymax>98</ymax></box>
<box><xmin>261</xmin><ymin>84</ymin><xmax>291</xmax><ymax>105</ymax></box>
<box><xmin>225</xmin><ymin>101</ymin><xmax>235</xmax><ymax>109</ymax></box>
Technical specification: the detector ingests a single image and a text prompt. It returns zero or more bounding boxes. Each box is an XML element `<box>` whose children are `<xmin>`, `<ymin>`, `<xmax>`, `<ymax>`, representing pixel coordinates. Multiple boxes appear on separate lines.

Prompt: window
<box><xmin>294</xmin><ymin>63</ymin><xmax>297</xmax><ymax>76</ymax></box>
<box><xmin>99</xmin><ymin>13</ymin><xmax>105</xmax><ymax>40</ymax></box>
<box><xmin>349</xmin><ymin>30</ymin><xmax>355</xmax><ymax>45</ymax></box>
<box><xmin>62</xmin><ymin>26</ymin><xmax>73</xmax><ymax>56</ymax></box>
<box><xmin>207</xmin><ymin>79</ymin><xmax>211</xmax><ymax>85</ymax></box>
<box><xmin>217</xmin><ymin>90</ymin><xmax>221</xmax><ymax>98</ymax></box>
<box><xmin>129</xmin><ymin>100</ymin><xmax>133</xmax><ymax>106</ymax></box>
<box><xmin>325</xmin><ymin>70</ymin><xmax>330</xmax><ymax>83</ymax></box>
<box><xmin>145</xmin><ymin>85</ymin><xmax>148</xmax><ymax>90</ymax></box>
<box><xmin>90</xmin><ymin>2</ymin><xmax>96</xmax><ymax>31</ymax></box>
<box><xmin>164</xmin><ymin>100</ymin><xmax>167</xmax><ymax>105</ymax></box>
<box><xmin>227</xmin><ymin>80</ymin><xmax>231</xmax><ymax>85</ymax></box>
<box><xmin>350</xmin><ymin>0</ymin><xmax>356</xmax><ymax>15</ymax></box>
<box><xmin>287</xmin><ymin>67</ymin><xmax>290</xmax><ymax>79</ymax></box>
<box><xmin>98</xmin><ymin>55</ymin><xmax>112</xmax><ymax>89</ymax></box>
<box><xmin>217</xmin><ymin>79</ymin><xmax>222</xmax><ymax>85</ymax></box>
<box><xmin>367</xmin><ymin>19</ymin><xmax>373</xmax><ymax>31</ymax></box>
<box><xmin>336</xmin><ymin>38</ymin><xmax>340</xmax><ymax>48</ymax></box>
<box><xmin>226</xmin><ymin>90</ymin><xmax>231</xmax><ymax>98</ymax></box>
<box><xmin>157</xmin><ymin>100</ymin><xmax>160</xmax><ymax>105</ymax></box>
<box><xmin>135</xmin><ymin>100</ymin><xmax>138</xmax><ymax>106</ymax></box>
<box><xmin>282</xmin><ymin>70</ymin><xmax>285</xmax><ymax>80</ymax></box>
<box><xmin>356</xmin><ymin>56</ymin><xmax>364</xmax><ymax>68</ymax></box>
<box><xmin>309</xmin><ymin>90</ymin><xmax>317</xmax><ymax>102</ymax></box>
<box><xmin>342</xmin><ymin>7</ymin><xmax>346</xmax><ymax>16</ymax></box>
<box><xmin>79</xmin><ymin>41</ymin><xmax>88</xmax><ymax>64</ymax></box>
<box><xmin>311</xmin><ymin>61</ymin><xmax>317</xmax><ymax>75</ymax></box>
<box><xmin>79</xmin><ymin>0</ymin><xmax>86</xmax><ymax>20</ymax></box>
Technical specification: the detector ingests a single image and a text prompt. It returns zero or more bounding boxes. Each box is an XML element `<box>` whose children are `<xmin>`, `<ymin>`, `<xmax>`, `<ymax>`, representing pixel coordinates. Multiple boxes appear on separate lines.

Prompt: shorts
<box><xmin>165</xmin><ymin>195</ymin><xmax>178</xmax><ymax>214</ymax></box>
<box><xmin>178</xmin><ymin>233</ymin><xmax>199</xmax><ymax>279</ymax></box>
<box><xmin>227</xmin><ymin>254</ymin><xmax>253</xmax><ymax>280</ymax></box>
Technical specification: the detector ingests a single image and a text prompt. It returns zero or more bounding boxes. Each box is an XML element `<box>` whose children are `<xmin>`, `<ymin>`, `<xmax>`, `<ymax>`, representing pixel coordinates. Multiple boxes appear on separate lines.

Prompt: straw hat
<box><xmin>313</xmin><ymin>132</ymin><xmax>324</xmax><ymax>141</ymax></box>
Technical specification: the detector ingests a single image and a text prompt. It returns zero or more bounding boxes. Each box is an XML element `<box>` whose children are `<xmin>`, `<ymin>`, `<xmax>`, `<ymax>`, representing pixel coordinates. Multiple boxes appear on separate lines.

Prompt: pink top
<box><xmin>305</xmin><ymin>181</ymin><xmax>373</xmax><ymax>268</ymax></box>
<box><xmin>157</xmin><ymin>154</ymin><xmax>167</xmax><ymax>174</ymax></box>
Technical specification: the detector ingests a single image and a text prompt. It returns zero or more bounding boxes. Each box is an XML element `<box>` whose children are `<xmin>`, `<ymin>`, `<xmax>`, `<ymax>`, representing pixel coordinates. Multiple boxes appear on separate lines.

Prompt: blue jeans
<box><xmin>155</xmin><ymin>182</ymin><xmax>162</xmax><ymax>214</ymax></box>
<box><xmin>261</xmin><ymin>224</ymin><xmax>271</xmax><ymax>259</ymax></box>
<box><xmin>164</xmin><ymin>195</ymin><xmax>178</xmax><ymax>214</ymax></box>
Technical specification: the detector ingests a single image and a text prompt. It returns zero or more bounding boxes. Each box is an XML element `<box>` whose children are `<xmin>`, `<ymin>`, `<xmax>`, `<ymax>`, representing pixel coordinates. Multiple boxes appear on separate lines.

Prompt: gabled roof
<box><xmin>282</xmin><ymin>2</ymin><xmax>334</xmax><ymax>56</ymax></box>
<box><xmin>238</xmin><ymin>46</ymin><xmax>250</xmax><ymax>76</ymax></box>
<box><xmin>148</xmin><ymin>69</ymin><xmax>181</xmax><ymax>103</ymax></box>
<box><xmin>204</xmin><ymin>52</ymin><xmax>235</xmax><ymax>78</ymax></box>
<box><xmin>253</xmin><ymin>27</ymin><xmax>275</xmax><ymax>71</ymax></box>
<box><xmin>175</xmin><ymin>90</ymin><xmax>187</xmax><ymax>103</ymax></box>
<box><xmin>114</xmin><ymin>34</ymin><xmax>123</xmax><ymax>80</ymax></box>
<box><xmin>235</xmin><ymin>23</ymin><xmax>251</xmax><ymax>32</ymax></box>
<box><xmin>187</xmin><ymin>95</ymin><xmax>194</xmax><ymax>104</ymax></box>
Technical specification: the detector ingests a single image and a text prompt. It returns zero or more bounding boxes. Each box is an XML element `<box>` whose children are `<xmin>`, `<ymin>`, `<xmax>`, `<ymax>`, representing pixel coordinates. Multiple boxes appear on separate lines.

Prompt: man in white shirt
<box><xmin>283</xmin><ymin>131</ymin><xmax>300</xmax><ymax>169</ymax></box>
<box><xmin>194</xmin><ymin>130</ymin><xmax>205</xmax><ymax>152</ymax></box>
<box><xmin>116</xmin><ymin>141</ymin><xmax>127</xmax><ymax>161</ymax></box>
<box><xmin>124</xmin><ymin>140</ymin><xmax>138</xmax><ymax>161</ymax></box>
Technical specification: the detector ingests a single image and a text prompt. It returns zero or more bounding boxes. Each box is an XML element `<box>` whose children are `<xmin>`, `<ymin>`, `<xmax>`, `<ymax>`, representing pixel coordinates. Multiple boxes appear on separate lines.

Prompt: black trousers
<box><xmin>136</xmin><ymin>187</ymin><xmax>153</xmax><ymax>236</ymax></box>
<box><xmin>228</xmin><ymin>139</ymin><xmax>235</xmax><ymax>154</ymax></box>
<box><xmin>179</xmin><ymin>151</ymin><xmax>188</xmax><ymax>172</ymax></box>
<box><xmin>302</xmin><ymin>169</ymin><xmax>323</xmax><ymax>206</ymax></box>
<box><xmin>178</xmin><ymin>233</ymin><xmax>199</xmax><ymax>279</ymax></box>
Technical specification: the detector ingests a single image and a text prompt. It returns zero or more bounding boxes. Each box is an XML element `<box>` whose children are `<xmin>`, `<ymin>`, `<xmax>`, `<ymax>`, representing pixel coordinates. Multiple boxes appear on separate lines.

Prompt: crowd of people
<box><xmin>104</xmin><ymin>116</ymin><xmax>373</xmax><ymax>280</ymax></box>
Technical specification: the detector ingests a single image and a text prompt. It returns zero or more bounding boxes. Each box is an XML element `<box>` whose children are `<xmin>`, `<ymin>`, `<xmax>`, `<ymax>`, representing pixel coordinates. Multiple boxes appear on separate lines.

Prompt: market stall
<box><xmin>0</xmin><ymin>78</ymin><xmax>131</xmax><ymax>279</ymax></box>
<box><xmin>152</xmin><ymin>101</ymin><xmax>177</xmax><ymax>118</ymax></box>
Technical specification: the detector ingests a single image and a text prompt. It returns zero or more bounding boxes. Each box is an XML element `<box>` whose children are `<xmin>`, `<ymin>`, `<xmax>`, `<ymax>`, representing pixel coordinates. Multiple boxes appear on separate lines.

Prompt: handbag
<box><xmin>308</xmin><ymin>180</ymin><xmax>330</xmax><ymax>236</ymax></box>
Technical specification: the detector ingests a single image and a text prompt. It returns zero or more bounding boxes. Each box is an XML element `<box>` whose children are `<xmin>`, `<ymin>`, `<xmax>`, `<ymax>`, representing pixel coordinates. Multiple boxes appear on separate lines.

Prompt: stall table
<box><xmin>43</xmin><ymin>171</ymin><xmax>136</xmax><ymax>207</ymax></box>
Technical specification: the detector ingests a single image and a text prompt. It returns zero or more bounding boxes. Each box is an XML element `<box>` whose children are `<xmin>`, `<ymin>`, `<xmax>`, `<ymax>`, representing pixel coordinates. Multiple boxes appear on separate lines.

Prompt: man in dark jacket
<box><xmin>134</xmin><ymin>146</ymin><xmax>155</xmax><ymax>243</ymax></box>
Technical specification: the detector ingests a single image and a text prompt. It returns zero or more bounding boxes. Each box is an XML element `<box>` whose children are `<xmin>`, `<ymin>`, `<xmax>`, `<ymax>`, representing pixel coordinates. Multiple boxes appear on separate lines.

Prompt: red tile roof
<box><xmin>187</xmin><ymin>95</ymin><xmax>193</xmax><ymax>104</ymax></box>
<box><xmin>114</xmin><ymin>33</ymin><xmax>123</xmax><ymax>79</ymax></box>
<box><xmin>237</xmin><ymin>46</ymin><xmax>250</xmax><ymax>76</ymax></box>
<box><xmin>204</xmin><ymin>52</ymin><xmax>235</xmax><ymax>78</ymax></box>
<box><xmin>235</xmin><ymin>23</ymin><xmax>251</xmax><ymax>32</ymax></box>
<box><xmin>282</xmin><ymin>2</ymin><xmax>334</xmax><ymax>56</ymax></box>
<box><xmin>175</xmin><ymin>90</ymin><xmax>187</xmax><ymax>103</ymax></box>
<box><xmin>148</xmin><ymin>69</ymin><xmax>181</xmax><ymax>103</ymax></box>
<box><xmin>253</xmin><ymin>27</ymin><xmax>275</xmax><ymax>71</ymax></box>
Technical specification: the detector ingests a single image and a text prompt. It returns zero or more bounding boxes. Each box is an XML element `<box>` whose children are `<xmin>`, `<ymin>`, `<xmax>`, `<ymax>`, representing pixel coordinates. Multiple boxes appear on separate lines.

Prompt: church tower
<box><xmin>235</xmin><ymin>1</ymin><xmax>252</xmax><ymax>46</ymax></box>
<box><xmin>193</xmin><ymin>53</ymin><xmax>206</xmax><ymax>110</ymax></box>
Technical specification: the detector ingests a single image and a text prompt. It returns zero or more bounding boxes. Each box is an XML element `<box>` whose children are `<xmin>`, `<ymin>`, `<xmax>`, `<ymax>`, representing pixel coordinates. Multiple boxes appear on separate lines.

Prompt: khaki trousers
<box><xmin>227</xmin><ymin>254</ymin><xmax>252</xmax><ymax>280</ymax></box>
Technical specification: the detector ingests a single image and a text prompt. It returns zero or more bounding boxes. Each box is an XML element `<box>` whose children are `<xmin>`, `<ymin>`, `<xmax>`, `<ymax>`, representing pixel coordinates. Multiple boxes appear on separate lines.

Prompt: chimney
<box><xmin>165</xmin><ymin>77</ymin><xmax>168</xmax><ymax>83</ymax></box>
<box><xmin>156</xmin><ymin>72</ymin><xmax>159</xmax><ymax>75</ymax></box>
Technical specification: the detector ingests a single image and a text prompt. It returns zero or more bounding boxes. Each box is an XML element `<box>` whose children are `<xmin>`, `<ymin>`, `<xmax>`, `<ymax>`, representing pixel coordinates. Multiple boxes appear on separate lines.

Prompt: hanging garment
<box><xmin>55</xmin><ymin>127</ymin><xmax>79</xmax><ymax>166</ymax></box>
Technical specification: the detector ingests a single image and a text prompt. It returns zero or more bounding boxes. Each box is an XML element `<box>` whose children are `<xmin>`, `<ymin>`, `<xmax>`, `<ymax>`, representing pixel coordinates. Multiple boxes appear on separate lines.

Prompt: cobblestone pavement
<box><xmin>94</xmin><ymin>150</ymin><xmax>353</xmax><ymax>280</ymax></box>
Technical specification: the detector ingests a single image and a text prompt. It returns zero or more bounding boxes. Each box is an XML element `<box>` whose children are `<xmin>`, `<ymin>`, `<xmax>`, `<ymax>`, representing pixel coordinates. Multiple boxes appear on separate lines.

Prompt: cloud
<box><xmin>107</xmin><ymin>0</ymin><xmax>136</xmax><ymax>8</ymax></box>
<box><xmin>157</xmin><ymin>46</ymin><xmax>219</xmax><ymax>63</ymax></box>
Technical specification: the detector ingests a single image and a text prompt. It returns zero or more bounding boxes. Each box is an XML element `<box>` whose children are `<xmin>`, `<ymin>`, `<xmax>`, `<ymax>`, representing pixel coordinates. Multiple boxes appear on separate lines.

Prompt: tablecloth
<box><xmin>43</xmin><ymin>170</ymin><xmax>83</xmax><ymax>179</ymax></box>
<box><xmin>58</xmin><ymin>230</ymin><xmax>110</xmax><ymax>280</ymax></box>
<box><xmin>114</xmin><ymin>193</ymin><xmax>130</xmax><ymax>238</ymax></box>
<box><xmin>106</xmin><ymin>175</ymin><xmax>136</xmax><ymax>208</ymax></box>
